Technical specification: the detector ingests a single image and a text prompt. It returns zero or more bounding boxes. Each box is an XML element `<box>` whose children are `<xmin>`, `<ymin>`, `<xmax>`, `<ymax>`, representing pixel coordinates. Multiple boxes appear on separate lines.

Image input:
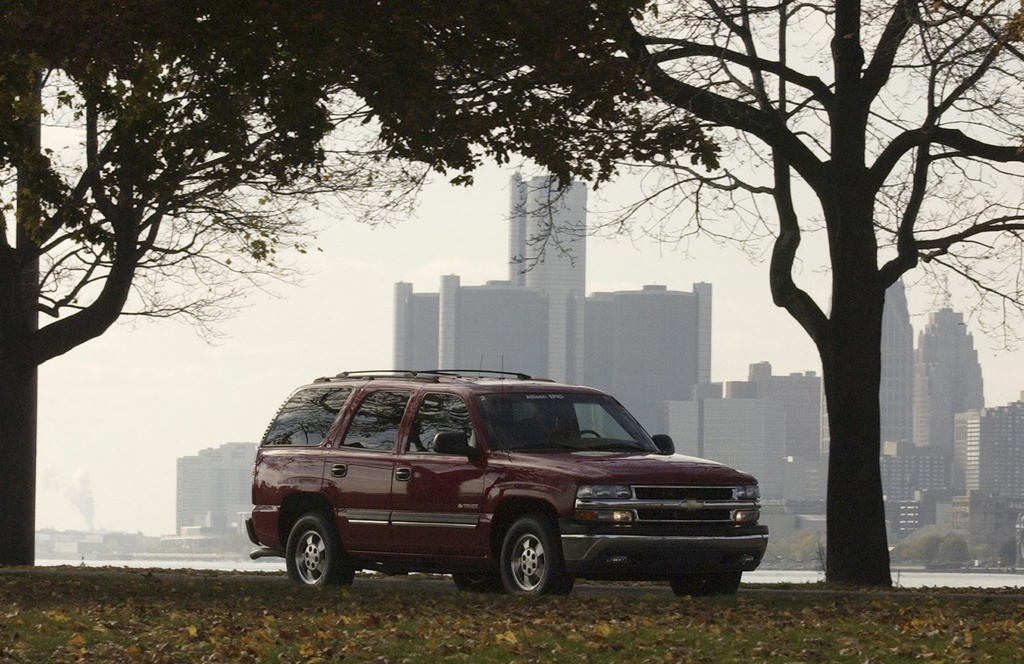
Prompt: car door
<box><xmin>321</xmin><ymin>389</ymin><xmax>410</xmax><ymax>554</ymax></box>
<box><xmin>390</xmin><ymin>391</ymin><xmax>489</xmax><ymax>558</ymax></box>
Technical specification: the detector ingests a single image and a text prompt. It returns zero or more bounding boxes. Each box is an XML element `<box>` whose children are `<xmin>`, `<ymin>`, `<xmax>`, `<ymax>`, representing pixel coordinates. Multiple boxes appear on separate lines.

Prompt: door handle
<box><xmin>331</xmin><ymin>463</ymin><xmax>347</xmax><ymax>478</ymax></box>
<box><xmin>395</xmin><ymin>467</ymin><xmax>412</xmax><ymax>482</ymax></box>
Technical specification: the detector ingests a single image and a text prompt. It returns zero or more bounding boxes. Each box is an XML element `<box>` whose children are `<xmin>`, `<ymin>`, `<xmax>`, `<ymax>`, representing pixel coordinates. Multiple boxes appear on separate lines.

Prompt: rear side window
<box><xmin>408</xmin><ymin>393</ymin><xmax>475</xmax><ymax>453</ymax></box>
<box><xmin>262</xmin><ymin>386</ymin><xmax>353</xmax><ymax>447</ymax></box>
<box><xmin>341</xmin><ymin>391</ymin><xmax>410</xmax><ymax>452</ymax></box>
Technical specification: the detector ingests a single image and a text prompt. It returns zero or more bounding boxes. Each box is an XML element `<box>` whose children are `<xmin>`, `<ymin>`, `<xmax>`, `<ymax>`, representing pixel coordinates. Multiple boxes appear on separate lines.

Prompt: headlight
<box><xmin>734</xmin><ymin>485</ymin><xmax>760</xmax><ymax>501</ymax></box>
<box><xmin>577</xmin><ymin>485</ymin><xmax>632</xmax><ymax>500</ymax></box>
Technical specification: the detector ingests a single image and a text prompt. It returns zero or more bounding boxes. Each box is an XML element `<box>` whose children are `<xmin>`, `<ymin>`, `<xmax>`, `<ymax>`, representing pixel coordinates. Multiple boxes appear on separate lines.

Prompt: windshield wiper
<box><xmin>588</xmin><ymin>441</ymin><xmax>648</xmax><ymax>452</ymax></box>
<box><xmin>510</xmin><ymin>442</ymin><xmax>579</xmax><ymax>452</ymax></box>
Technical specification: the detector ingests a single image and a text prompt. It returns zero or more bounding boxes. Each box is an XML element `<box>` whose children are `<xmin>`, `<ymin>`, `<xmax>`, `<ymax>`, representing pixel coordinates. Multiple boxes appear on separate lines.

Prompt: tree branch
<box><xmin>626</xmin><ymin>24</ymin><xmax>829</xmax><ymax>193</ymax></box>
<box><xmin>643</xmin><ymin>37</ymin><xmax>834</xmax><ymax>106</ymax></box>
<box><xmin>769</xmin><ymin>150</ymin><xmax>829</xmax><ymax>345</ymax></box>
<box><xmin>860</xmin><ymin>0</ymin><xmax>917</xmax><ymax>101</ymax></box>
<box><xmin>916</xmin><ymin>215</ymin><xmax>1024</xmax><ymax>256</ymax></box>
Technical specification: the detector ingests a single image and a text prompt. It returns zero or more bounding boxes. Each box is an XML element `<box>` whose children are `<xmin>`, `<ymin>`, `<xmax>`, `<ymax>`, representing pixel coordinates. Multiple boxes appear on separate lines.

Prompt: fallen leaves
<box><xmin>1</xmin><ymin>568</ymin><xmax>1024</xmax><ymax>662</ymax></box>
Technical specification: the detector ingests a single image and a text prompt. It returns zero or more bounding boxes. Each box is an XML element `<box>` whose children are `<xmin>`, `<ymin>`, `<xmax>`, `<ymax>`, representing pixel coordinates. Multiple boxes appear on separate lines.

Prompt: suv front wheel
<box><xmin>286</xmin><ymin>513</ymin><xmax>355</xmax><ymax>586</ymax></box>
<box><xmin>500</xmin><ymin>514</ymin><xmax>574</xmax><ymax>595</ymax></box>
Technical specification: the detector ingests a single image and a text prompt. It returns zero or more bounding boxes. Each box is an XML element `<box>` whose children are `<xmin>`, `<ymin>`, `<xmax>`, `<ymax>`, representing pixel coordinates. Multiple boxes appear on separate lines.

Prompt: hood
<box><xmin>504</xmin><ymin>450</ymin><xmax>760</xmax><ymax>486</ymax></box>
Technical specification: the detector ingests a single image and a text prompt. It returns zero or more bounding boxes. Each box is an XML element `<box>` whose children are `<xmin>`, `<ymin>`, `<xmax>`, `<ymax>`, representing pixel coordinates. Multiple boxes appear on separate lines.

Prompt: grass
<box><xmin>2</xmin><ymin>567</ymin><xmax>1023</xmax><ymax>662</ymax></box>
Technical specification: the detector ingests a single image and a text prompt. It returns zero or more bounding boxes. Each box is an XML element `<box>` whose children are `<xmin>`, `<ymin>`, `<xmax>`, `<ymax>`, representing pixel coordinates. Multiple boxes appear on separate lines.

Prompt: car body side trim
<box><xmin>345</xmin><ymin>509</ymin><xmax>391</xmax><ymax>524</ymax></box>
<box><xmin>391</xmin><ymin>512</ymin><xmax>480</xmax><ymax>528</ymax></box>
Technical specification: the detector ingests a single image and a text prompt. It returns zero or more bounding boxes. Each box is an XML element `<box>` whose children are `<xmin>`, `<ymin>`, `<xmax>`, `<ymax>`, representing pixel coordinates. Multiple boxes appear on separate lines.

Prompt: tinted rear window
<box><xmin>261</xmin><ymin>386</ymin><xmax>353</xmax><ymax>447</ymax></box>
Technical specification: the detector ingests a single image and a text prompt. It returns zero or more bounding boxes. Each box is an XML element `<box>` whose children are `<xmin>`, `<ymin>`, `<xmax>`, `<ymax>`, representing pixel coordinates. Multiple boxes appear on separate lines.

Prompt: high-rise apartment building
<box><xmin>880</xmin><ymin>279</ymin><xmax>914</xmax><ymax>445</ymax></box>
<box><xmin>879</xmin><ymin>441</ymin><xmax>951</xmax><ymax>501</ymax></box>
<box><xmin>954</xmin><ymin>409</ymin><xmax>981</xmax><ymax>493</ymax></box>
<box><xmin>912</xmin><ymin>307</ymin><xmax>984</xmax><ymax>454</ymax></box>
<box><xmin>176</xmin><ymin>442</ymin><xmax>256</xmax><ymax>533</ymax></box>
<box><xmin>957</xmin><ymin>396</ymin><xmax>1024</xmax><ymax>497</ymax></box>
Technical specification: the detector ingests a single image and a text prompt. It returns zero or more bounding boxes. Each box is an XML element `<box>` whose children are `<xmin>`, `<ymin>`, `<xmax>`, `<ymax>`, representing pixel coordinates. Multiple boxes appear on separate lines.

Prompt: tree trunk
<box><xmin>1</xmin><ymin>69</ymin><xmax>41</xmax><ymax>566</ymax></box>
<box><xmin>0</xmin><ymin>349</ymin><xmax>37</xmax><ymax>566</ymax></box>
<box><xmin>0</xmin><ymin>224</ymin><xmax>39</xmax><ymax>566</ymax></box>
<box><xmin>821</xmin><ymin>268</ymin><xmax>892</xmax><ymax>585</ymax></box>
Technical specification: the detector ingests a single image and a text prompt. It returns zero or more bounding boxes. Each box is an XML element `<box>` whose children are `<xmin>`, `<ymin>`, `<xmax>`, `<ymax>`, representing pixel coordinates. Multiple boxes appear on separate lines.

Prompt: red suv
<box><xmin>247</xmin><ymin>370</ymin><xmax>768</xmax><ymax>595</ymax></box>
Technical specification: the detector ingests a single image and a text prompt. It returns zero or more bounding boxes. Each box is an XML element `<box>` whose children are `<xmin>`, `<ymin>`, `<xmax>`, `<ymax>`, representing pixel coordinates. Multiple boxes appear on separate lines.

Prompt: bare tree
<box><xmin>609</xmin><ymin>0</ymin><xmax>1024</xmax><ymax>585</ymax></box>
<box><xmin>336</xmin><ymin>0</ymin><xmax>1024</xmax><ymax>585</ymax></box>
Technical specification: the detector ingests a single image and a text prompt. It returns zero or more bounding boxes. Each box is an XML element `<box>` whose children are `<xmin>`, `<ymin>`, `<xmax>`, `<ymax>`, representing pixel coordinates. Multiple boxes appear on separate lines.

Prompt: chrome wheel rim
<box><xmin>510</xmin><ymin>533</ymin><xmax>545</xmax><ymax>591</ymax></box>
<box><xmin>295</xmin><ymin>530</ymin><xmax>326</xmax><ymax>584</ymax></box>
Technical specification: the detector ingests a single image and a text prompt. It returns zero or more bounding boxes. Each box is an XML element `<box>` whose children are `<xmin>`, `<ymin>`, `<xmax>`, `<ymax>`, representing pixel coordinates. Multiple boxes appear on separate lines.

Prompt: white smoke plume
<box><xmin>43</xmin><ymin>465</ymin><xmax>96</xmax><ymax>531</ymax></box>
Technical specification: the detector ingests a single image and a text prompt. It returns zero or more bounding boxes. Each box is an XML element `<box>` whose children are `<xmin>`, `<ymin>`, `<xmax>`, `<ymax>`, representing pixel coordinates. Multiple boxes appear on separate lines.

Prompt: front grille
<box><xmin>636</xmin><ymin>508</ymin><xmax>733</xmax><ymax>522</ymax></box>
<box><xmin>576</xmin><ymin>485</ymin><xmax>756</xmax><ymax>525</ymax></box>
<box><xmin>633</xmin><ymin>486</ymin><xmax>733</xmax><ymax>501</ymax></box>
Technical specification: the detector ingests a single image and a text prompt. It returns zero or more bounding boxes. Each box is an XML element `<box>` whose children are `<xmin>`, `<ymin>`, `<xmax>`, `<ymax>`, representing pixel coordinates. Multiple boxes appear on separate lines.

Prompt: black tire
<box><xmin>499</xmin><ymin>514</ymin><xmax>574</xmax><ymax>595</ymax></box>
<box><xmin>670</xmin><ymin>570</ymin><xmax>742</xmax><ymax>596</ymax></box>
<box><xmin>452</xmin><ymin>569</ymin><xmax>504</xmax><ymax>593</ymax></box>
<box><xmin>285</xmin><ymin>513</ymin><xmax>355</xmax><ymax>586</ymax></box>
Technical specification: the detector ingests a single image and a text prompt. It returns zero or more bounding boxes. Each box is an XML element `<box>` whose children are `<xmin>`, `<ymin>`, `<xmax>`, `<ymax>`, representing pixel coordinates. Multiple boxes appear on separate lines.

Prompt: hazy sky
<box><xmin>35</xmin><ymin>164</ymin><xmax>1024</xmax><ymax>536</ymax></box>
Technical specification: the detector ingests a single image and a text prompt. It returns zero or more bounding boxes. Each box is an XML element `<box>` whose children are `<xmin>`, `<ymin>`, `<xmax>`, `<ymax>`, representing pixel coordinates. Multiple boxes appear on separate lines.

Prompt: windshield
<box><xmin>475</xmin><ymin>392</ymin><xmax>657</xmax><ymax>453</ymax></box>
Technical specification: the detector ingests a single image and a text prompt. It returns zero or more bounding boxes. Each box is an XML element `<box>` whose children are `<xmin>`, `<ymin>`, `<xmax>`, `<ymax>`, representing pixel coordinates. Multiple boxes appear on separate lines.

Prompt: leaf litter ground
<box><xmin>2</xmin><ymin>567</ymin><xmax>1023</xmax><ymax>662</ymax></box>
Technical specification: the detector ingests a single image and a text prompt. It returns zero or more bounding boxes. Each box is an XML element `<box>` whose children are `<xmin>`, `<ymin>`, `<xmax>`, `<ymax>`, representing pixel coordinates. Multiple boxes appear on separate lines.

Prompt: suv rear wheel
<box><xmin>500</xmin><ymin>514</ymin><xmax>574</xmax><ymax>595</ymax></box>
<box><xmin>286</xmin><ymin>513</ymin><xmax>355</xmax><ymax>586</ymax></box>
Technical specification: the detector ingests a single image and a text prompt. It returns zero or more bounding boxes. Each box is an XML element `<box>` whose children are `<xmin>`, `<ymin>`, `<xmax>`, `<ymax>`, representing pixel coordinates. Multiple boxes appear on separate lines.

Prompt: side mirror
<box><xmin>652</xmin><ymin>434</ymin><xmax>675</xmax><ymax>455</ymax></box>
<box><xmin>433</xmin><ymin>431</ymin><xmax>478</xmax><ymax>457</ymax></box>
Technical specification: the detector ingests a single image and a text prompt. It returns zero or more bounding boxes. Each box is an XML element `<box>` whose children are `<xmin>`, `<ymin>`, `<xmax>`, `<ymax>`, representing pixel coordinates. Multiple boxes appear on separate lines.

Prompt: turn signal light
<box><xmin>575</xmin><ymin>509</ymin><xmax>634</xmax><ymax>523</ymax></box>
<box><xmin>732</xmin><ymin>508</ymin><xmax>760</xmax><ymax>523</ymax></box>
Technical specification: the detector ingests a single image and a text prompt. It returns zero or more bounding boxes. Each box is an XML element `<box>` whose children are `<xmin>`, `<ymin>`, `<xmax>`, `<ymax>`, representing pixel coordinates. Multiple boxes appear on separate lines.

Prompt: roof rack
<box><xmin>312</xmin><ymin>370</ymin><xmax>419</xmax><ymax>383</ymax></box>
<box><xmin>413</xmin><ymin>369</ymin><xmax>536</xmax><ymax>380</ymax></box>
<box><xmin>312</xmin><ymin>369</ymin><xmax>541</xmax><ymax>383</ymax></box>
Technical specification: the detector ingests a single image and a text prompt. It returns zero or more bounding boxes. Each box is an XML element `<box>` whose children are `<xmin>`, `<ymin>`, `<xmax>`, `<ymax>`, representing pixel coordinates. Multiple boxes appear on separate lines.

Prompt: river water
<box><xmin>746</xmin><ymin>568</ymin><xmax>1024</xmax><ymax>589</ymax></box>
<box><xmin>34</xmin><ymin>558</ymin><xmax>1024</xmax><ymax>589</ymax></box>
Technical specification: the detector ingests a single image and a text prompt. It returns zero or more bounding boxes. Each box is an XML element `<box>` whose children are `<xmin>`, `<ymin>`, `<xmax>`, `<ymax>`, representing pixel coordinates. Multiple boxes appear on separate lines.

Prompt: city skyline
<box><xmin>33</xmin><ymin>164</ymin><xmax>1024</xmax><ymax>537</ymax></box>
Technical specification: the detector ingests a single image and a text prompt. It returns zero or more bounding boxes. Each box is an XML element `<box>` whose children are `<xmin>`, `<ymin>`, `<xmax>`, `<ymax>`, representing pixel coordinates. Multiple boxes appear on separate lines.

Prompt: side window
<box><xmin>262</xmin><ymin>386</ymin><xmax>353</xmax><ymax>447</ymax></box>
<box><xmin>341</xmin><ymin>390</ymin><xmax>410</xmax><ymax>452</ymax></box>
<box><xmin>409</xmin><ymin>393</ymin><xmax>474</xmax><ymax>453</ymax></box>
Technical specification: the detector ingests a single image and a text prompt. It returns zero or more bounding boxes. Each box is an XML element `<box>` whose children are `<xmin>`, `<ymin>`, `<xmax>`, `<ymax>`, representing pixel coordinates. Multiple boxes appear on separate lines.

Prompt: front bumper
<box><xmin>559</xmin><ymin>520</ymin><xmax>769</xmax><ymax>581</ymax></box>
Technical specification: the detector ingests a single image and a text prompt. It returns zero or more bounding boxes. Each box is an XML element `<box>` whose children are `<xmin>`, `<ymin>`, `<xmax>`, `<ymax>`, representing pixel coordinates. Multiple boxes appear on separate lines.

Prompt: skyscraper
<box><xmin>396</xmin><ymin>172</ymin><xmax>586</xmax><ymax>379</ymax></box>
<box><xmin>393</xmin><ymin>282</ymin><xmax>439</xmax><ymax>370</ymax></box>
<box><xmin>508</xmin><ymin>174</ymin><xmax>587</xmax><ymax>383</ymax></box>
<box><xmin>912</xmin><ymin>307</ymin><xmax>985</xmax><ymax>454</ymax></box>
<box><xmin>955</xmin><ymin>398</ymin><xmax>1024</xmax><ymax>549</ymax></box>
<box><xmin>444</xmin><ymin>278</ymin><xmax>549</xmax><ymax>375</ymax></box>
<box><xmin>176</xmin><ymin>442</ymin><xmax>256</xmax><ymax>532</ymax></box>
<box><xmin>959</xmin><ymin>396</ymin><xmax>1024</xmax><ymax>496</ymax></box>
<box><xmin>745</xmin><ymin>362</ymin><xmax>823</xmax><ymax>462</ymax></box>
<box><xmin>880</xmin><ymin>279</ymin><xmax>914</xmax><ymax>445</ymax></box>
<box><xmin>392</xmin><ymin>174</ymin><xmax>714</xmax><ymax>432</ymax></box>
<box><xmin>584</xmin><ymin>284</ymin><xmax>711</xmax><ymax>431</ymax></box>
<box><xmin>665</xmin><ymin>386</ymin><xmax>786</xmax><ymax>499</ymax></box>
<box><xmin>394</xmin><ymin>277</ymin><xmax>549</xmax><ymax>375</ymax></box>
